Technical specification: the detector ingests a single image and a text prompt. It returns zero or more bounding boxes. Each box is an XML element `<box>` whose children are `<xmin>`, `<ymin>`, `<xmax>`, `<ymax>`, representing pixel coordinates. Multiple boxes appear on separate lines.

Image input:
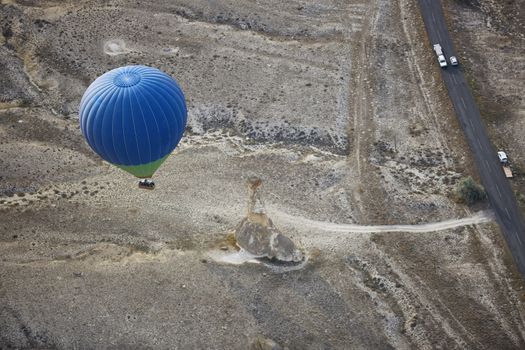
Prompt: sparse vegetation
<box><xmin>454</xmin><ymin>176</ymin><xmax>486</xmax><ymax>205</ymax></box>
<box><xmin>516</xmin><ymin>191</ymin><xmax>525</xmax><ymax>205</ymax></box>
<box><xmin>1</xmin><ymin>1</ymin><xmax>524</xmax><ymax>349</ymax></box>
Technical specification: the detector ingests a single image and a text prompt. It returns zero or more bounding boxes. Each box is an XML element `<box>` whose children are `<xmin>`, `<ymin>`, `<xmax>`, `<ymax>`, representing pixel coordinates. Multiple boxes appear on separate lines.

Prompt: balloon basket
<box><xmin>138</xmin><ymin>179</ymin><xmax>155</xmax><ymax>190</ymax></box>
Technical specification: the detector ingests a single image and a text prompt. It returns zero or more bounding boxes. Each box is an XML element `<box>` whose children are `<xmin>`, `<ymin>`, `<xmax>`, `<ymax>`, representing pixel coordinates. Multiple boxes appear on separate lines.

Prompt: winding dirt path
<box><xmin>270</xmin><ymin>209</ymin><xmax>493</xmax><ymax>233</ymax></box>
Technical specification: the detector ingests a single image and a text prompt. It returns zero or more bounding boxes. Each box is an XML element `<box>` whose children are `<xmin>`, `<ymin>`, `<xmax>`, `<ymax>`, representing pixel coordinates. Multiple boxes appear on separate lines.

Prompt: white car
<box><xmin>438</xmin><ymin>55</ymin><xmax>447</xmax><ymax>68</ymax></box>
<box><xmin>498</xmin><ymin>151</ymin><xmax>508</xmax><ymax>163</ymax></box>
<box><xmin>450</xmin><ymin>56</ymin><xmax>458</xmax><ymax>66</ymax></box>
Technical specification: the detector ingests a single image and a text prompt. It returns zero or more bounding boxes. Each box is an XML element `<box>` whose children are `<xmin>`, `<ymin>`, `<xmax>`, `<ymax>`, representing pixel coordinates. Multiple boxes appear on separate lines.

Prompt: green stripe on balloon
<box><xmin>114</xmin><ymin>154</ymin><xmax>170</xmax><ymax>178</ymax></box>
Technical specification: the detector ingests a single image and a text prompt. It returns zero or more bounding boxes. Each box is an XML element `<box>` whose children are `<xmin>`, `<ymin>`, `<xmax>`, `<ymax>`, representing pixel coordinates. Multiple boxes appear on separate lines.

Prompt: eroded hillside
<box><xmin>1</xmin><ymin>0</ymin><xmax>524</xmax><ymax>348</ymax></box>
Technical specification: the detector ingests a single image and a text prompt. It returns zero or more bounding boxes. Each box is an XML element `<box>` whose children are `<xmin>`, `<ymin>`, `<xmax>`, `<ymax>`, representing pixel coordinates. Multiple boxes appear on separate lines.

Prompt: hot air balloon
<box><xmin>79</xmin><ymin>65</ymin><xmax>187</xmax><ymax>189</ymax></box>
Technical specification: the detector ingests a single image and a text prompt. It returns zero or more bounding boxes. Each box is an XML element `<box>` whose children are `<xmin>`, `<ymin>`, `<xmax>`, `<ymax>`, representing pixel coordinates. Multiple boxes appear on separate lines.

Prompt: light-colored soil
<box><xmin>1</xmin><ymin>0</ymin><xmax>525</xmax><ymax>348</ymax></box>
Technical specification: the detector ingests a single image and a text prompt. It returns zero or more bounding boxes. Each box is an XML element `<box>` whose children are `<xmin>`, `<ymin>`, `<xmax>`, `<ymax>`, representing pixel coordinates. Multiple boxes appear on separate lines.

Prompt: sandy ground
<box><xmin>1</xmin><ymin>0</ymin><xmax>525</xmax><ymax>349</ymax></box>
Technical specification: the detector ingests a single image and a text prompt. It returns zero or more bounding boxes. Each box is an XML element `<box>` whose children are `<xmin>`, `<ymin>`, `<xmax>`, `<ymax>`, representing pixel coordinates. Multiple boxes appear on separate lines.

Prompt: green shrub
<box><xmin>454</xmin><ymin>176</ymin><xmax>486</xmax><ymax>205</ymax></box>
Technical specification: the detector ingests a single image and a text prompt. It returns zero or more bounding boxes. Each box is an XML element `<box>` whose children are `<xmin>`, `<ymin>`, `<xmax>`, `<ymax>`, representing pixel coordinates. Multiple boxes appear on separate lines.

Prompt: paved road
<box><xmin>418</xmin><ymin>0</ymin><xmax>525</xmax><ymax>276</ymax></box>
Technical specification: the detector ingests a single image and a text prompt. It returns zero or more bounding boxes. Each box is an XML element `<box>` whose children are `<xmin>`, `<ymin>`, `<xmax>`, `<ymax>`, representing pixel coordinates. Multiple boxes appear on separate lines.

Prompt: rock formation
<box><xmin>235</xmin><ymin>177</ymin><xmax>303</xmax><ymax>263</ymax></box>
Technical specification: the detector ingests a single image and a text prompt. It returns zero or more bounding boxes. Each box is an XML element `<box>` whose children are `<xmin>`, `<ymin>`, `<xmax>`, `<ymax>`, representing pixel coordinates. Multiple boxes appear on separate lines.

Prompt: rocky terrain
<box><xmin>1</xmin><ymin>0</ymin><xmax>525</xmax><ymax>349</ymax></box>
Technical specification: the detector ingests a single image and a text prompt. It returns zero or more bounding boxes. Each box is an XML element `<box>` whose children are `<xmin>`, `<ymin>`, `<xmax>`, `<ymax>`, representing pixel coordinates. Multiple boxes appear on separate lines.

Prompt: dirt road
<box><xmin>271</xmin><ymin>209</ymin><xmax>493</xmax><ymax>233</ymax></box>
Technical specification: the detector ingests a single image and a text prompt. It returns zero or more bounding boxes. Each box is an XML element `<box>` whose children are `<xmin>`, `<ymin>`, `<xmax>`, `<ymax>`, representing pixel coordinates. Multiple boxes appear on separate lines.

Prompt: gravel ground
<box><xmin>1</xmin><ymin>0</ymin><xmax>525</xmax><ymax>348</ymax></box>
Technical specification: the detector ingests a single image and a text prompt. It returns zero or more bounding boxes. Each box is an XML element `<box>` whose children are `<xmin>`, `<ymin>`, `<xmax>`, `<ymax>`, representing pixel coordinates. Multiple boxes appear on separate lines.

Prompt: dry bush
<box><xmin>454</xmin><ymin>176</ymin><xmax>486</xmax><ymax>205</ymax></box>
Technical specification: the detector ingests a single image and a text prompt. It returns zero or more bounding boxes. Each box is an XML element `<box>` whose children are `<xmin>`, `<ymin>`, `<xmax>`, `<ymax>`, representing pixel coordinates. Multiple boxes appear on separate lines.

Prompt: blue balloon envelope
<box><xmin>79</xmin><ymin>65</ymin><xmax>187</xmax><ymax>178</ymax></box>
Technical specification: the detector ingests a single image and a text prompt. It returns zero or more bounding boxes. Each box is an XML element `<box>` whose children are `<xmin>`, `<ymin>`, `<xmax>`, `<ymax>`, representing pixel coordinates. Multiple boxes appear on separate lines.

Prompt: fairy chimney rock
<box><xmin>234</xmin><ymin>177</ymin><xmax>303</xmax><ymax>263</ymax></box>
